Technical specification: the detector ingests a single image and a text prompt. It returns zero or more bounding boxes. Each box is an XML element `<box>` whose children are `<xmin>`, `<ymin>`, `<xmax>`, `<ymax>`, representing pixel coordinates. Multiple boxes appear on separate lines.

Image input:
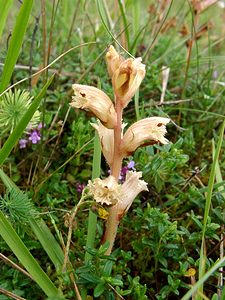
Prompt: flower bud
<box><xmin>105</xmin><ymin>46</ymin><xmax>146</xmax><ymax>108</ymax></box>
<box><xmin>119</xmin><ymin>171</ymin><xmax>148</xmax><ymax>214</ymax></box>
<box><xmin>91</xmin><ymin>121</ymin><xmax>114</xmax><ymax>167</ymax></box>
<box><xmin>87</xmin><ymin>176</ymin><xmax>121</xmax><ymax>206</ymax></box>
<box><xmin>70</xmin><ymin>84</ymin><xmax>116</xmax><ymax>129</ymax></box>
<box><xmin>120</xmin><ymin>117</ymin><xmax>170</xmax><ymax>157</ymax></box>
<box><xmin>105</xmin><ymin>45</ymin><xmax>124</xmax><ymax>78</ymax></box>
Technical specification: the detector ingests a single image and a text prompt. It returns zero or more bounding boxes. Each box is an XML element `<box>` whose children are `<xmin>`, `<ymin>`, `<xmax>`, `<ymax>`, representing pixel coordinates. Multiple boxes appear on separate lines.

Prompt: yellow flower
<box><xmin>106</xmin><ymin>46</ymin><xmax>146</xmax><ymax>108</ymax></box>
<box><xmin>71</xmin><ymin>84</ymin><xmax>116</xmax><ymax>129</ymax></box>
<box><xmin>120</xmin><ymin>117</ymin><xmax>170</xmax><ymax>157</ymax></box>
<box><xmin>87</xmin><ymin>176</ymin><xmax>121</xmax><ymax>206</ymax></box>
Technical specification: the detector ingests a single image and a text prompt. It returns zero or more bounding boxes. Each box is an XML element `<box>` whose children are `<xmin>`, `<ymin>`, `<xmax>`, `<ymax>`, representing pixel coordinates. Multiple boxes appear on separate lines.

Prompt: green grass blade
<box><xmin>0</xmin><ymin>0</ymin><xmax>33</xmax><ymax>93</ymax></box>
<box><xmin>95</xmin><ymin>0</ymin><xmax>133</xmax><ymax>58</ymax></box>
<box><xmin>0</xmin><ymin>168</ymin><xmax>64</xmax><ymax>270</ymax></box>
<box><xmin>132</xmin><ymin>0</ymin><xmax>140</xmax><ymax>38</ymax></box>
<box><xmin>134</xmin><ymin>89</ymin><xmax>140</xmax><ymax>120</ymax></box>
<box><xmin>198</xmin><ymin>120</ymin><xmax>225</xmax><ymax>298</ymax></box>
<box><xmin>81</xmin><ymin>131</ymin><xmax>101</xmax><ymax>300</ymax></box>
<box><xmin>0</xmin><ymin>75</ymin><xmax>54</xmax><ymax>166</ymax></box>
<box><xmin>0</xmin><ymin>210</ymin><xmax>64</xmax><ymax>298</ymax></box>
<box><xmin>0</xmin><ymin>0</ymin><xmax>13</xmax><ymax>42</ymax></box>
<box><xmin>85</xmin><ymin>131</ymin><xmax>101</xmax><ymax>262</ymax></box>
<box><xmin>213</xmin><ymin>139</ymin><xmax>225</xmax><ymax>196</ymax></box>
<box><xmin>181</xmin><ymin>257</ymin><xmax>225</xmax><ymax>300</ymax></box>
<box><xmin>117</xmin><ymin>0</ymin><xmax>130</xmax><ymax>50</ymax></box>
<box><xmin>29</xmin><ymin>218</ymin><xmax>65</xmax><ymax>269</ymax></box>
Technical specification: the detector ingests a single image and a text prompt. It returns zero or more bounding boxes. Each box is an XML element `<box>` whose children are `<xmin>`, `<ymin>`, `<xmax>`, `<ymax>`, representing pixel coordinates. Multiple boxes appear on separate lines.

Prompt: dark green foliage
<box><xmin>137</xmin><ymin>139</ymin><xmax>189</xmax><ymax>192</ymax></box>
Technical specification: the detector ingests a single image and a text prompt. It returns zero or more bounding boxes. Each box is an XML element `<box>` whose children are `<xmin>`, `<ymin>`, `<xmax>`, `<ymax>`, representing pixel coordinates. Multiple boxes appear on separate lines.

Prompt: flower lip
<box><xmin>120</xmin><ymin>117</ymin><xmax>170</xmax><ymax>157</ymax></box>
<box><xmin>91</xmin><ymin>121</ymin><xmax>114</xmax><ymax>167</ymax></box>
<box><xmin>70</xmin><ymin>84</ymin><xmax>117</xmax><ymax>129</ymax></box>
<box><xmin>119</xmin><ymin>171</ymin><xmax>148</xmax><ymax>214</ymax></box>
<box><xmin>87</xmin><ymin>176</ymin><xmax>121</xmax><ymax>206</ymax></box>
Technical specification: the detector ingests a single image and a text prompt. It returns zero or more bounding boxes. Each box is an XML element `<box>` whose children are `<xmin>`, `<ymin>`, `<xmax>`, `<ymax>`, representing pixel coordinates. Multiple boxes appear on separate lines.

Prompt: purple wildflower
<box><xmin>19</xmin><ymin>139</ymin><xmax>28</xmax><ymax>149</ymax></box>
<box><xmin>76</xmin><ymin>182</ymin><xmax>86</xmax><ymax>193</ymax></box>
<box><xmin>28</xmin><ymin>130</ymin><xmax>41</xmax><ymax>144</ymax></box>
<box><xmin>107</xmin><ymin>161</ymin><xmax>136</xmax><ymax>183</ymax></box>
<box><xmin>212</xmin><ymin>71</ymin><xmax>218</xmax><ymax>79</ymax></box>
<box><xmin>127</xmin><ymin>160</ymin><xmax>135</xmax><ymax>170</ymax></box>
<box><xmin>38</xmin><ymin>122</ymin><xmax>45</xmax><ymax>130</ymax></box>
<box><xmin>119</xmin><ymin>160</ymin><xmax>136</xmax><ymax>183</ymax></box>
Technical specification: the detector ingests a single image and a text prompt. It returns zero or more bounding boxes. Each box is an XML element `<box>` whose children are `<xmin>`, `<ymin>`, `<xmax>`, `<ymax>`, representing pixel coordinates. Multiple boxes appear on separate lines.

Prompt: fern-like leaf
<box><xmin>0</xmin><ymin>189</ymin><xmax>36</xmax><ymax>223</ymax></box>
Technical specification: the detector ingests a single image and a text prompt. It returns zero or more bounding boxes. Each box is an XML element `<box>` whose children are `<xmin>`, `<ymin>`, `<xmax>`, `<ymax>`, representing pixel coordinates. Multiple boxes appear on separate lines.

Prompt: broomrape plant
<box><xmin>70</xmin><ymin>45</ymin><xmax>170</xmax><ymax>255</ymax></box>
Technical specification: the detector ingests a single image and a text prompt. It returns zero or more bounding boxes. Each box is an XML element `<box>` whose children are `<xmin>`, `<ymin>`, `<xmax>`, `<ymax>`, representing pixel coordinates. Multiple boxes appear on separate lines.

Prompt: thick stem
<box><xmin>103</xmin><ymin>205</ymin><xmax>120</xmax><ymax>255</ymax></box>
<box><xmin>103</xmin><ymin>98</ymin><xmax>123</xmax><ymax>254</ymax></box>
<box><xmin>111</xmin><ymin>100</ymin><xmax>123</xmax><ymax>179</ymax></box>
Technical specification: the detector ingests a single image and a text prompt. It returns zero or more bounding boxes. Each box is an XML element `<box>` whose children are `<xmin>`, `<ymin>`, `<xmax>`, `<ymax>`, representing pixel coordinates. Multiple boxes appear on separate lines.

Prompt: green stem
<box><xmin>197</xmin><ymin>120</ymin><xmax>225</xmax><ymax>299</ymax></box>
<box><xmin>134</xmin><ymin>89</ymin><xmax>140</xmax><ymax>121</ymax></box>
<box><xmin>81</xmin><ymin>132</ymin><xmax>101</xmax><ymax>300</ymax></box>
<box><xmin>85</xmin><ymin>131</ymin><xmax>101</xmax><ymax>262</ymax></box>
<box><xmin>0</xmin><ymin>210</ymin><xmax>64</xmax><ymax>299</ymax></box>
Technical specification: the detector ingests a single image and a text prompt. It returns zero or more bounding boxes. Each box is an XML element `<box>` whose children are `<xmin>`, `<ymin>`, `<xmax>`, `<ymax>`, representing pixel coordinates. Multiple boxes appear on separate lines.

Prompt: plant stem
<box><xmin>111</xmin><ymin>100</ymin><xmax>123</xmax><ymax>179</ymax></box>
<box><xmin>103</xmin><ymin>98</ymin><xmax>123</xmax><ymax>255</ymax></box>
<box><xmin>103</xmin><ymin>205</ymin><xmax>120</xmax><ymax>255</ymax></box>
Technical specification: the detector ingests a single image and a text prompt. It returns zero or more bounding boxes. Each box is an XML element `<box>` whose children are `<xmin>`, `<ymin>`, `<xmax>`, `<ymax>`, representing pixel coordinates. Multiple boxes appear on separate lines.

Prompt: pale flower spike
<box><xmin>71</xmin><ymin>45</ymin><xmax>171</xmax><ymax>255</ymax></box>
<box><xmin>70</xmin><ymin>84</ymin><xmax>117</xmax><ymax>129</ymax></box>
<box><xmin>120</xmin><ymin>117</ymin><xmax>170</xmax><ymax>157</ymax></box>
<box><xmin>106</xmin><ymin>46</ymin><xmax>146</xmax><ymax>108</ymax></box>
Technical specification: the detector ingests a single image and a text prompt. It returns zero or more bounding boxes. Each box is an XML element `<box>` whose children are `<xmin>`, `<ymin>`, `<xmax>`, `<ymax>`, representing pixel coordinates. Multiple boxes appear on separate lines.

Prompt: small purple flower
<box><xmin>119</xmin><ymin>161</ymin><xmax>136</xmax><ymax>183</ymax></box>
<box><xmin>212</xmin><ymin>71</ymin><xmax>218</xmax><ymax>80</ymax></box>
<box><xmin>107</xmin><ymin>161</ymin><xmax>136</xmax><ymax>183</ymax></box>
<box><xmin>127</xmin><ymin>160</ymin><xmax>135</xmax><ymax>170</ymax></box>
<box><xmin>38</xmin><ymin>122</ymin><xmax>45</xmax><ymax>130</ymax></box>
<box><xmin>19</xmin><ymin>139</ymin><xmax>28</xmax><ymax>149</ymax></box>
<box><xmin>76</xmin><ymin>182</ymin><xmax>86</xmax><ymax>193</ymax></box>
<box><xmin>28</xmin><ymin>130</ymin><xmax>41</xmax><ymax>144</ymax></box>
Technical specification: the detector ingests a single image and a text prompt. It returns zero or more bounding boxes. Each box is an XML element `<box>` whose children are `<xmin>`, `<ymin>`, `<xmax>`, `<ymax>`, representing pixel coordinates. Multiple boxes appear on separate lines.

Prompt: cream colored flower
<box><xmin>119</xmin><ymin>171</ymin><xmax>148</xmax><ymax>214</ymax></box>
<box><xmin>91</xmin><ymin>121</ymin><xmax>114</xmax><ymax>167</ymax></box>
<box><xmin>71</xmin><ymin>84</ymin><xmax>116</xmax><ymax>129</ymax></box>
<box><xmin>105</xmin><ymin>45</ymin><xmax>124</xmax><ymax>78</ymax></box>
<box><xmin>87</xmin><ymin>176</ymin><xmax>121</xmax><ymax>205</ymax></box>
<box><xmin>120</xmin><ymin>117</ymin><xmax>170</xmax><ymax>157</ymax></box>
<box><xmin>105</xmin><ymin>46</ymin><xmax>146</xmax><ymax>108</ymax></box>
